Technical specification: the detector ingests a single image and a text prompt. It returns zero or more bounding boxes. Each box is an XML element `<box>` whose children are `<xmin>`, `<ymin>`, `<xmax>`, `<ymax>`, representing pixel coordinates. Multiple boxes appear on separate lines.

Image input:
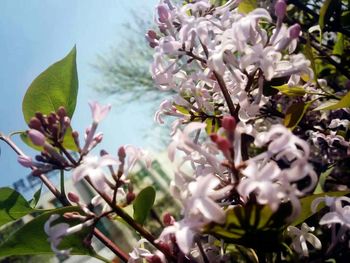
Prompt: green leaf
<box><xmin>304</xmin><ymin>34</ymin><xmax>317</xmax><ymax>81</ymax></box>
<box><xmin>0</xmin><ymin>188</ymin><xmax>34</xmax><ymax>227</ymax></box>
<box><xmin>206</xmin><ymin>203</ymin><xmax>290</xmax><ymax>250</ymax></box>
<box><xmin>238</xmin><ymin>0</ymin><xmax>257</xmax><ymax>14</ymax></box>
<box><xmin>22</xmin><ymin>46</ymin><xmax>78</xmax><ymax>123</ymax></box>
<box><xmin>205</xmin><ymin>118</ymin><xmax>220</xmax><ymax>135</ymax></box>
<box><xmin>133</xmin><ymin>186</ymin><xmax>156</xmax><ymax>225</ymax></box>
<box><xmin>333</xmin><ymin>33</ymin><xmax>344</xmax><ymax>56</ymax></box>
<box><xmin>30</xmin><ymin>184</ymin><xmax>43</xmax><ymax>209</ymax></box>
<box><xmin>319</xmin><ymin>0</ymin><xmax>333</xmax><ymax>31</ymax></box>
<box><xmin>292</xmin><ymin>191</ymin><xmax>349</xmax><ymax>226</ymax></box>
<box><xmin>283</xmin><ymin>101</ymin><xmax>311</xmax><ymax>130</ymax></box>
<box><xmin>272</xmin><ymin>85</ymin><xmax>306</xmax><ymax>97</ymax></box>
<box><xmin>313</xmin><ymin>167</ymin><xmax>335</xmax><ymax>194</ymax></box>
<box><xmin>314</xmin><ymin>90</ymin><xmax>350</xmax><ymax>110</ymax></box>
<box><xmin>0</xmin><ymin>206</ymin><xmax>95</xmax><ymax>257</ymax></box>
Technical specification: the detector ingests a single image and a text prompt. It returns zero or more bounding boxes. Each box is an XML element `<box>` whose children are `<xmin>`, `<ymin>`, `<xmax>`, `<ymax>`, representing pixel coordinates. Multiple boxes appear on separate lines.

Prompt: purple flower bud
<box><xmin>18</xmin><ymin>155</ymin><xmax>33</xmax><ymax>168</ymax></box>
<box><xmin>28</xmin><ymin>117</ymin><xmax>42</xmax><ymax>130</ymax></box>
<box><xmin>157</xmin><ymin>5</ymin><xmax>170</xmax><ymax>23</ymax></box>
<box><xmin>216</xmin><ymin>137</ymin><xmax>231</xmax><ymax>152</ymax></box>
<box><xmin>100</xmin><ymin>149</ymin><xmax>108</xmax><ymax>156</ymax></box>
<box><xmin>93</xmin><ymin>133</ymin><xmax>103</xmax><ymax>143</ymax></box>
<box><xmin>68</xmin><ymin>192</ymin><xmax>80</xmax><ymax>203</ymax></box>
<box><xmin>221</xmin><ymin>115</ymin><xmax>236</xmax><ymax>131</ymax></box>
<box><xmin>147</xmin><ymin>30</ymin><xmax>157</xmax><ymax>40</ymax></box>
<box><xmin>275</xmin><ymin>0</ymin><xmax>287</xmax><ymax>19</ymax></box>
<box><xmin>210</xmin><ymin>133</ymin><xmax>218</xmax><ymax>142</ymax></box>
<box><xmin>146</xmin><ymin>255</ymin><xmax>162</xmax><ymax>263</ymax></box>
<box><xmin>163</xmin><ymin>212</ymin><xmax>175</xmax><ymax>226</ymax></box>
<box><xmin>118</xmin><ymin>146</ymin><xmax>126</xmax><ymax>159</ymax></box>
<box><xmin>289</xmin><ymin>23</ymin><xmax>301</xmax><ymax>39</ymax></box>
<box><xmin>28</xmin><ymin>129</ymin><xmax>46</xmax><ymax>146</ymax></box>
<box><xmin>57</xmin><ymin>106</ymin><xmax>67</xmax><ymax>118</ymax></box>
<box><xmin>126</xmin><ymin>192</ymin><xmax>136</xmax><ymax>204</ymax></box>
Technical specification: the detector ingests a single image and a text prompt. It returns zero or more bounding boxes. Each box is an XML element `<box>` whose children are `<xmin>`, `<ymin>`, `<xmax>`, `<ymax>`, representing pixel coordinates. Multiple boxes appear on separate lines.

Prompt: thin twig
<box><xmin>0</xmin><ymin>134</ymin><xmax>129</xmax><ymax>262</ymax></box>
<box><xmin>84</xmin><ymin>177</ymin><xmax>177</xmax><ymax>262</ymax></box>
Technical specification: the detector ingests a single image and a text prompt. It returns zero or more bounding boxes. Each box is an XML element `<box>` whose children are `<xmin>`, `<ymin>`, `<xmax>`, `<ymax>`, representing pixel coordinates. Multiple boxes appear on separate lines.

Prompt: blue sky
<box><xmin>0</xmin><ymin>0</ymin><xmax>159</xmax><ymax>194</ymax></box>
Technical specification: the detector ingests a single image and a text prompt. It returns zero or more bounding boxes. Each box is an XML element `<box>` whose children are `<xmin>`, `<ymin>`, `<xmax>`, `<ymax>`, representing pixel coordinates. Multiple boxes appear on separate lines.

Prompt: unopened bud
<box><xmin>18</xmin><ymin>155</ymin><xmax>33</xmax><ymax>168</ymax></box>
<box><xmin>147</xmin><ymin>30</ymin><xmax>157</xmax><ymax>40</ymax></box>
<box><xmin>118</xmin><ymin>146</ymin><xmax>126</xmax><ymax>159</ymax></box>
<box><xmin>275</xmin><ymin>0</ymin><xmax>287</xmax><ymax>19</ymax></box>
<box><xmin>48</xmin><ymin>113</ymin><xmax>57</xmax><ymax>125</ymax></box>
<box><xmin>157</xmin><ymin>5</ymin><xmax>170</xmax><ymax>23</ymax></box>
<box><xmin>216</xmin><ymin>137</ymin><xmax>231</xmax><ymax>152</ymax></box>
<box><xmin>221</xmin><ymin>116</ymin><xmax>236</xmax><ymax>131</ymax></box>
<box><xmin>146</xmin><ymin>255</ymin><xmax>162</xmax><ymax>263</ymax></box>
<box><xmin>28</xmin><ymin>129</ymin><xmax>46</xmax><ymax>146</ymax></box>
<box><xmin>289</xmin><ymin>24</ymin><xmax>301</xmax><ymax>39</ymax></box>
<box><xmin>210</xmin><ymin>133</ymin><xmax>218</xmax><ymax>142</ymax></box>
<box><xmin>126</xmin><ymin>192</ymin><xmax>136</xmax><ymax>204</ymax></box>
<box><xmin>93</xmin><ymin>133</ymin><xmax>103</xmax><ymax>143</ymax></box>
<box><xmin>100</xmin><ymin>149</ymin><xmax>108</xmax><ymax>156</ymax></box>
<box><xmin>163</xmin><ymin>212</ymin><xmax>175</xmax><ymax>226</ymax></box>
<box><xmin>68</xmin><ymin>192</ymin><xmax>80</xmax><ymax>203</ymax></box>
<box><xmin>28</xmin><ymin>117</ymin><xmax>42</xmax><ymax>130</ymax></box>
<box><xmin>57</xmin><ymin>106</ymin><xmax>67</xmax><ymax>118</ymax></box>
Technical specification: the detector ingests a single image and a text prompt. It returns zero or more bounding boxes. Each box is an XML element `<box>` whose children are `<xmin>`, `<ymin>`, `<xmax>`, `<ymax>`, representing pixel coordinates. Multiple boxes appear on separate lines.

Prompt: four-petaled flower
<box><xmin>73</xmin><ymin>155</ymin><xmax>119</xmax><ymax>191</ymax></box>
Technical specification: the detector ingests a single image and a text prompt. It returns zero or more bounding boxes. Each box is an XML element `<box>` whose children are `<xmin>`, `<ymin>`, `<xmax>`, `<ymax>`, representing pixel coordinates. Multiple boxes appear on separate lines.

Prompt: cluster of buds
<box><xmin>28</xmin><ymin>106</ymin><xmax>70</xmax><ymax>146</ymax></box>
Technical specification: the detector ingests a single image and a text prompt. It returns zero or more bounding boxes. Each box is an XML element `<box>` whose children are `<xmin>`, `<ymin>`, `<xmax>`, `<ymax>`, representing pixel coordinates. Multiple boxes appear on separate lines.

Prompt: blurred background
<box><xmin>0</xmin><ymin>0</ymin><xmax>169</xmax><ymax>193</ymax></box>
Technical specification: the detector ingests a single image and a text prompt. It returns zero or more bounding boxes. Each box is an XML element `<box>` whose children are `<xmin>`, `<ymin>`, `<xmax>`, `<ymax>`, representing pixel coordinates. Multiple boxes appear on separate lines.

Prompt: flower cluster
<box><xmin>6</xmin><ymin>0</ymin><xmax>349</xmax><ymax>262</ymax></box>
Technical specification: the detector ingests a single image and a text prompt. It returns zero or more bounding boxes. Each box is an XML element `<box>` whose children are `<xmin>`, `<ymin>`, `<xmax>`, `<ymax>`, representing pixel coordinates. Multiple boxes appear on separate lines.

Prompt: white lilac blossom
<box><xmin>82</xmin><ymin>101</ymin><xmax>111</xmax><ymax>154</ymax></box>
<box><xmin>44</xmin><ymin>214</ymin><xmax>94</xmax><ymax>258</ymax></box>
<box><xmin>238</xmin><ymin>125</ymin><xmax>317</xmax><ymax>216</ymax></box>
<box><xmin>72</xmin><ymin>155</ymin><xmax>119</xmax><ymax>191</ymax></box>
<box><xmin>286</xmin><ymin>223</ymin><xmax>322</xmax><ymax>257</ymax></box>
<box><xmin>128</xmin><ymin>239</ymin><xmax>154</xmax><ymax>263</ymax></box>
<box><xmin>151</xmin><ymin>0</ymin><xmax>313</xmax><ymax>126</ymax></box>
<box><xmin>88</xmin><ymin>101</ymin><xmax>111</xmax><ymax>124</ymax></box>
<box><xmin>311</xmin><ymin>196</ymin><xmax>350</xmax><ymax>253</ymax></box>
<box><xmin>186</xmin><ymin>174</ymin><xmax>232</xmax><ymax>224</ymax></box>
<box><xmin>124</xmin><ymin>145</ymin><xmax>153</xmax><ymax>177</ymax></box>
<box><xmin>237</xmin><ymin>161</ymin><xmax>283</xmax><ymax>211</ymax></box>
<box><xmin>313</xmin><ymin>196</ymin><xmax>350</xmax><ymax>231</ymax></box>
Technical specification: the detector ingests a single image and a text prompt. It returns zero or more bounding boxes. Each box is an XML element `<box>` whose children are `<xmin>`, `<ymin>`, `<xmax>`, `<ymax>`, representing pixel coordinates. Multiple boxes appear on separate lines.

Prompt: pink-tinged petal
<box><xmin>88</xmin><ymin>101</ymin><xmax>111</xmax><ymax>123</ymax></box>
<box><xmin>99</xmin><ymin>155</ymin><xmax>119</xmax><ymax>167</ymax></box>
<box><xmin>319</xmin><ymin>212</ymin><xmax>342</xmax><ymax>226</ymax></box>
<box><xmin>18</xmin><ymin>155</ymin><xmax>33</xmax><ymax>168</ymax></box>
<box><xmin>175</xmin><ymin>225</ymin><xmax>196</xmax><ymax>254</ymax></box>
<box><xmin>72</xmin><ymin>165</ymin><xmax>87</xmax><ymax>182</ymax></box>
<box><xmin>183</xmin><ymin>122</ymin><xmax>206</xmax><ymax>137</ymax></box>
<box><xmin>196</xmin><ymin>198</ymin><xmax>226</xmax><ymax>224</ymax></box>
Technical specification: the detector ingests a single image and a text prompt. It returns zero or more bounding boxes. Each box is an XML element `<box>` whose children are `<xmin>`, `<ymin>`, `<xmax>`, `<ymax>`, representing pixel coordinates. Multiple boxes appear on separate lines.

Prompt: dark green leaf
<box><xmin>133</xmin><ymin>186</ymin><xmax>156</xmax><ymax>225</ymax></box>
<box><xmin>0</xmin><ymin>188</ymin><xmax>34</xmax><ymax>227</ymax></box>
<box><xmin>272</xmin><ymin>85</ymin><xmax>306</xmax><ymax>97</ymax></box>
<box><xmin>22</xmin><ymin>47</ymin><xmax>78</xmax><ymax>123</ymax></box>
<box><xmin>206</xmin><ymin>204</ymin><xmax>288</xmax><ymax>250</ymax></box>
<box><xmin>238</xmin><ymin>0</ymin><xmax>257</xmax><ymax>14</ymax></box>
<box><xmin>293</xmin><ymin>191</ymin><xmax>350</xmax><ymax>226</ymax></box>
<box><xmin>30</xmin><ymin>184</ymin><xmax>43</xmax><ymax>209</ymax></box>
<box><xmin>283</xmin><ymin>101</ymin><xmax>311</xmax><ymax>130</ymax></box>
<box><xmin>0</xmin><ymin>206</ymin><xmax>95</xmax><ymax>257</ymax></box>
<box><xmin>314</xmin><ymin>90</ymin><xmax>350</xmax><ymax>110</ymax></box>
<box><xmin>319</xmin><ymin>0</ymin><xmax>334</xmax><ymax>31</ymax></box>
